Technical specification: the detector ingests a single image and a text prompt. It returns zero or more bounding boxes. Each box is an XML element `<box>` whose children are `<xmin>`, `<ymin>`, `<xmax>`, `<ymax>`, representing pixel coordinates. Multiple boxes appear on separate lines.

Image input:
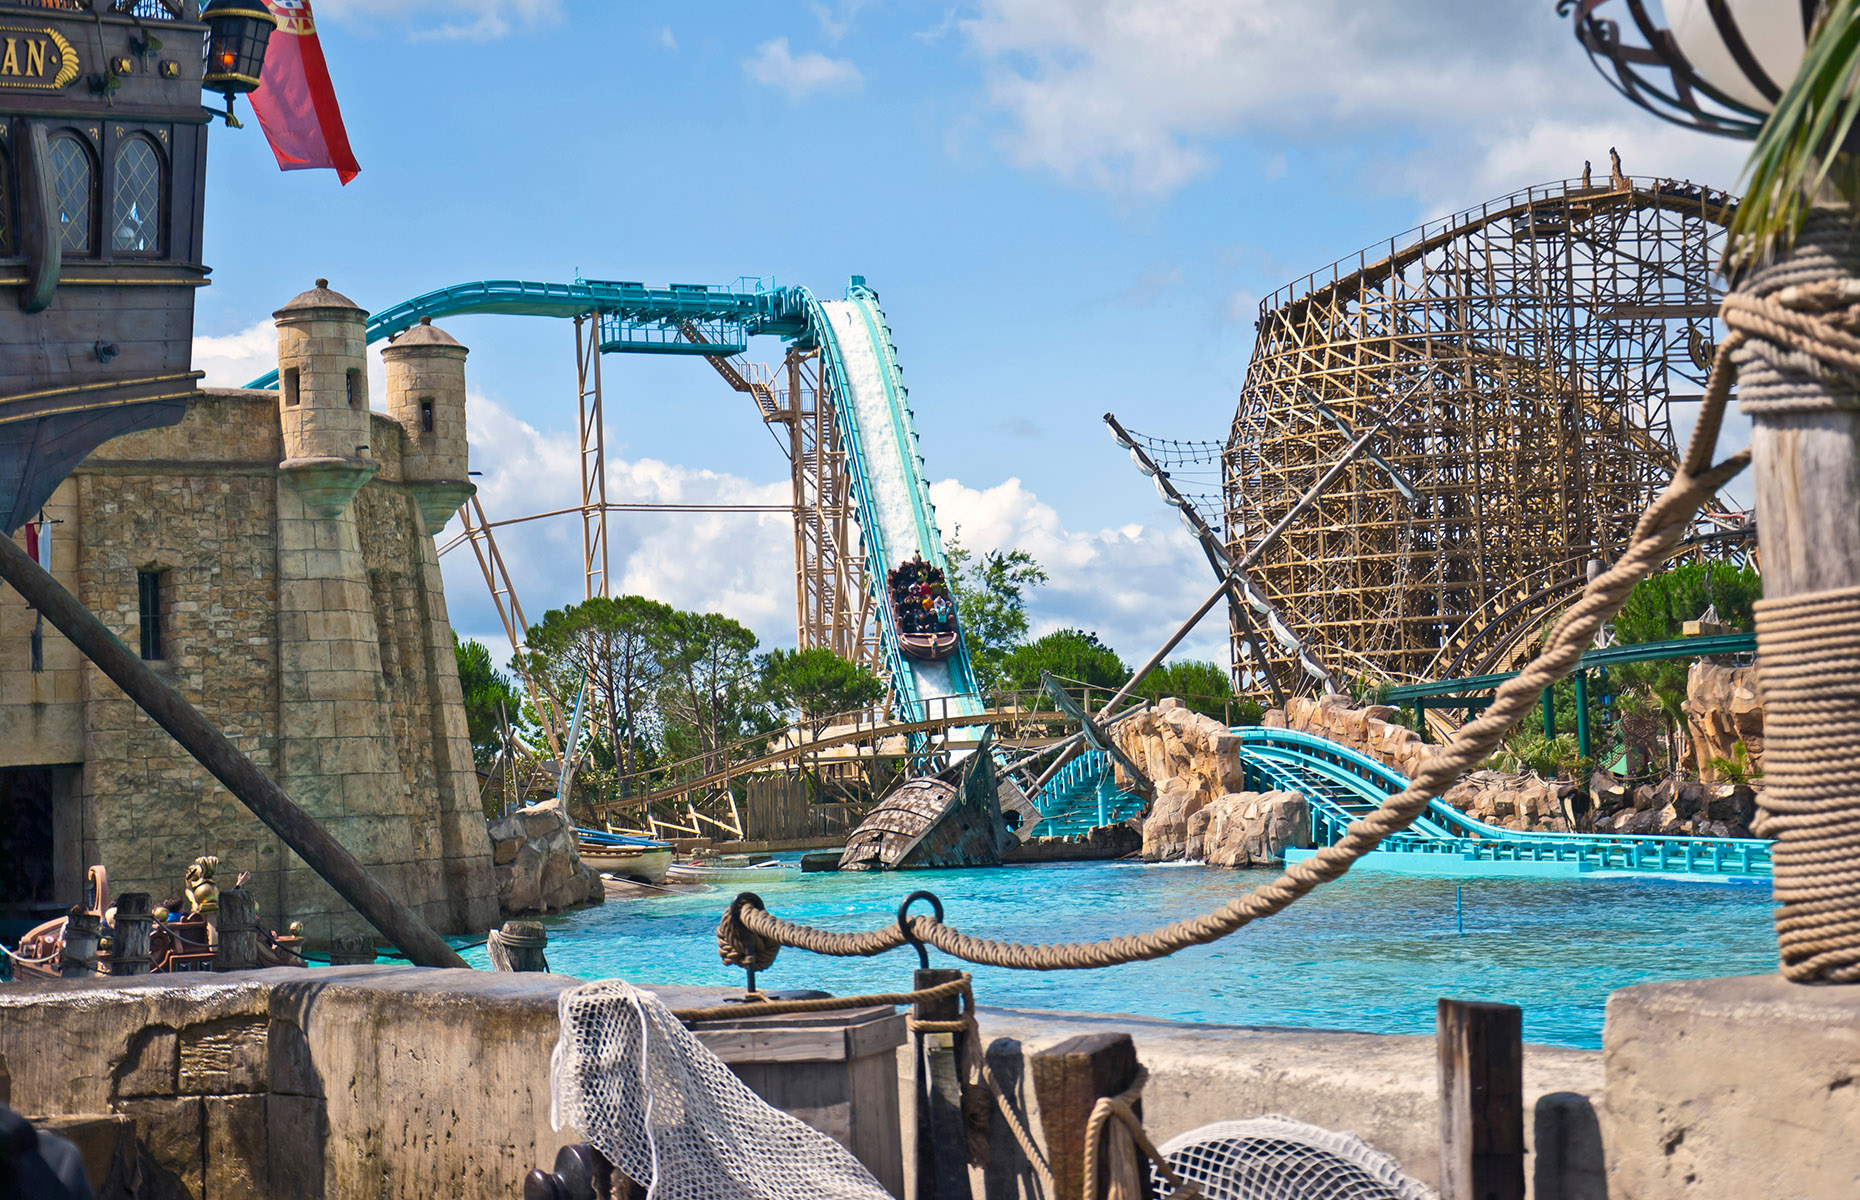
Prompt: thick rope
<box><xmin>1081</xmin><ymin>1068</ymin><xmax>1201</xmax><ymax>1200</ymax></box>
<box><xmin>727</xmin><ymin>354</ymin><xmax>1749</xmax><ymax>969</ymax></box>
<box><xmin>1730</xmin><ymin>210</ymin><xmax>1860</xmax><ymax>983</ymax></box>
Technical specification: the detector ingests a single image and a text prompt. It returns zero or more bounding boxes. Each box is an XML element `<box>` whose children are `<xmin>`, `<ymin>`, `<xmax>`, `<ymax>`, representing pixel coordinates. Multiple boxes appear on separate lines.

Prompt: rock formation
<box><xmin>486</xmin><ymin>801</ymin><xmax>603</xmax><ymax>917</ymax></box>
<box><xmin>1197</xmin><ymin>791</ymin><xmax>1310</xmax><ymax>868</ymax></box>
<box><xmin>1263</xmin><ymin>693</ymin><xmax>1439</xmax><ymax>778</ymax></box>
<box><xmin>1684</xmin><ymin>661</ymin><xmax>1764</xmax><ymax>783</ymax></box>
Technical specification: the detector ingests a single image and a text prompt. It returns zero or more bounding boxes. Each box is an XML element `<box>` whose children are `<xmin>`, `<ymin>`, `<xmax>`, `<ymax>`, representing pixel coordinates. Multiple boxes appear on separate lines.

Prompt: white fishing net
<box><xmin>1153</xmin><ymin>1115</ymin><xmax>1438</xmax><ymax>1200</ymax></box>
<box><xmin>550</xmin><ymin>980</ymin><xmax>894</xmax><ymax>1200</ymax></box>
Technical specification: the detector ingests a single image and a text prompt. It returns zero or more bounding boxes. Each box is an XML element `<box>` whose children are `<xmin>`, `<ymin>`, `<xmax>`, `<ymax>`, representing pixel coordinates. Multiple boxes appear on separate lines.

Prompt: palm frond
<box><xmin>1732</xmin><ymin>0</ymin><xmax>1860</xmax><ymax>264</ymax></box>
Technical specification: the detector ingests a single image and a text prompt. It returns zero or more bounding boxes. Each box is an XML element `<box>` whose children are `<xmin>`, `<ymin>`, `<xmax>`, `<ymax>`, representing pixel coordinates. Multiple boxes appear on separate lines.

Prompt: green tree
<box><xmin>517</xmin><ymin>595</ymin><xmax>678</xmax><ymax>789</ymax></box>
<box><xmin>760</xmin><ymin>647</ymin><xmax>886</xmax><ymax>734</ymax></box>
<box><xmin>657</xmin><ymin>611</ymin><xmax>768</xmax><ymax>775</ymax></box>
<box><xmin>1129</xmin><ymin>659</ymin><xmax>1252</xmax><ymax>723</ymax></box>
<box><xmin>453</xmin><ymin>633</ymin><xmax>522</xmax><ymax>773</ymax></box>
<box><xmin>945</xmin><ymin>533</ymin><xmax>1048</xmax><ymax>691</ymax></box>
<box><xmin>999</xmin><ymin>629</ymin><xmax>1129</xmax><ymax>705</ymax></box>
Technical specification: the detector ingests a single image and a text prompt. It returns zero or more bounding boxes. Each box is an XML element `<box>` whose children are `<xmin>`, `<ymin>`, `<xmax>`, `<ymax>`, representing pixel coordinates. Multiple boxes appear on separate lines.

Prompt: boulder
<box><xmin>1140</xmin><ymin>776</ymin><xmax>1202</xmax><ymax>861</ymax></box>
<box><xmin>1185</xmin><ymin>808</ymin><xmax>1213</xmax><ymax>862</ymax></box>
<box><xmin>1706</xmin><ymin>784</ymin><xmax>1757</xmax><ymax>827</ymax></box>
<box><xmin>1619</xmin><ymin>807</ymin><xmax>1662</xmax><ymax>835</ymax></box>
<box><xmin>1202</xmin><ymin>791</ymin><xmax>1310</xmax><ymax>868</ymax></box>
<box><xmin>1685</xmin><ymin>661</ymin><xmax>1764</xmax><ymax>782</ymax></box>
<box><xmin>487</xmin><ymin>800</ymin><xmax>603</xmax><ymax>918</ymax></box>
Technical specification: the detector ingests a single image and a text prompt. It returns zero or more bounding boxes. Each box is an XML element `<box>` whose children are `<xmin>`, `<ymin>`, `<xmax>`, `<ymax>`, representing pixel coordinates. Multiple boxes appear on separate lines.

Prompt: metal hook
<box><xmin>897</xmin><ymin>890</ymin><xmax>944</xmax><ymax>970</ymax></box>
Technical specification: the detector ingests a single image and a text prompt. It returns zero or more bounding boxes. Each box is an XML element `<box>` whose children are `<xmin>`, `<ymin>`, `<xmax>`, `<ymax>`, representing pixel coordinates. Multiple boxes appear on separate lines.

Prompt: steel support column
<box><xmin>575</xmin><ymin>314</ymin><xmax>610</xmax><ymax>600</ymax></box>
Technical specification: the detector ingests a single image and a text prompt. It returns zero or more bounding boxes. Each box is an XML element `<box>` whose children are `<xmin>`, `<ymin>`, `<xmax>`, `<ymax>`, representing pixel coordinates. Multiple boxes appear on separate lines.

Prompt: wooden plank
<box><xmin>1437</xmin><ymin>998</ymin><xmax>1524</xmax><ymax>1200</ymax></box>
<box><xmin>1031</xmin><ymin>1032</ymin><xmax>1140</xmax><ymax>1200</ymax></box>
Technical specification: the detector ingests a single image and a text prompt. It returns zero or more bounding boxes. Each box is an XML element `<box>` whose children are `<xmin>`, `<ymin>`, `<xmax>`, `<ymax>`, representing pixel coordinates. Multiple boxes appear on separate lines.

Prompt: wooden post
<box><xmin>112</xmin><ymin>892</ymin><xmax>153</xmax><ymax>976</ymax></box>
<box><xmin>0</xmin><ymin>533</ymin><xmax>466</xmax><ymax>969</ymax></box>
<box><xmin>913</xmin><ymin>966</ymin><xmax>973</xmax><ymax>1200</ymax></box>
<box><xmin>213</xmin><ymin>887</ymin><xmax>259</xmax><ymax>971</ymax></box>
<box><xmin>1437</xmin><ymin>999</ymin><xmax>1524</xmax><ymax>1200</ymax></box>
<box><xmin>1031</xmin><ymin>1032</ymin><xmax>1142</xmax><ymax>1200</ymax></box>
<box><xmin>61</xmin><ymin>907</ymin><xmax>100</xmax><ymax>978</ymax></box>
<box><xmin>489</xmin><ymin>920</ymin><xmax>549</xmax><ymax>972</ymax></box>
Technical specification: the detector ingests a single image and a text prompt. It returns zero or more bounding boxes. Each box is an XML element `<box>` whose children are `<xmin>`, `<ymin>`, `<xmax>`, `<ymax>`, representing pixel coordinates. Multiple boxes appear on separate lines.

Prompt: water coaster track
<box><xmin>1238</xmin><ymin>728</ymin><xmax>1771</xmax><ymax>878</ymax></box>
<box><xmin>242</xmin><ymin>276</ymin><xmax>980</xmax><ymax>729</ymax></box>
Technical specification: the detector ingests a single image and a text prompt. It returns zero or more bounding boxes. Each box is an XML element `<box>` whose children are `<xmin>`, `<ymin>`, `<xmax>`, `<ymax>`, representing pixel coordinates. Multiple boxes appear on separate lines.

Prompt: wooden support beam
<box><xmin>0</xmin><ymin>533</ymin><xmax>467</xmax><ymax>969</ymax></box>
<box><xmin>1031</xmin><ymin>1031</ymin><xmax>1141</xmax><ymax>1200</ymax></box>
<box><xmin>913</xmin><ymin>967</ymin><xmax>974</xmax><ymax>1200</ymax></box>
<box><xmin>1437</xmin><ymin>998</ymin><xmax>1524</xmax><ymax>1200</ymax></box>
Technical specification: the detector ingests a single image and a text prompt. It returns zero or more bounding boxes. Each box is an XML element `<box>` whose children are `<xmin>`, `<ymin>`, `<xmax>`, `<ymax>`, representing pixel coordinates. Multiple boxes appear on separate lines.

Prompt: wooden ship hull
<box><xmin>839</xmin><ymin>737</ymin><xmax>1005</xmax><ymax>870</ymax></box>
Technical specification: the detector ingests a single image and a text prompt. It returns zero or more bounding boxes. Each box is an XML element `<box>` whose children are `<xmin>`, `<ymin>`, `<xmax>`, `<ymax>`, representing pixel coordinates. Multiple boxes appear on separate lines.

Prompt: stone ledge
<box><xmin>1604</xmin><ymin>974</ymin><xmax>1860</xmax><ymax>1200</ymax></box>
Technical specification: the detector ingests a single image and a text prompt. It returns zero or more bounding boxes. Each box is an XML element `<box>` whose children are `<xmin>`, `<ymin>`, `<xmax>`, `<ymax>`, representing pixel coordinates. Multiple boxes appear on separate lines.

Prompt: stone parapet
<box><xmin>0</xmin><ymin>966</ymin><xmax>1610</xmax><ymax>1200</ymax></box>
<box><xmin>1604</xmin><ymin>975</ymin><xmax>1860</xmax><ymax>1199</ymax></box>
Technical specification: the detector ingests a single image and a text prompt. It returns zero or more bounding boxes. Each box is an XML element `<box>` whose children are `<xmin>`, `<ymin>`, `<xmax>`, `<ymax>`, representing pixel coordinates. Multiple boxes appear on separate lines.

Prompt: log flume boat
<box><xmin>886</xmin><ymin>555</ymin><xmax>959</xmax><ymax>661</ymax></box>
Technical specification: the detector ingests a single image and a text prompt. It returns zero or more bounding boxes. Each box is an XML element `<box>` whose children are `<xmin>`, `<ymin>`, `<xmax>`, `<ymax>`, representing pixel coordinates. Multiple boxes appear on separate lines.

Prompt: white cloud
<box><xmin>314</xmin><ymin>0</ymin><xmax>560</xmax><ymax>41</ymax></box>
<box><xmin>959</xmin><ymin>0</ymin><xmax>1750</xmax><ymax>204</ymax></box>
<box><xmin>657</xmin><ymin>26</ymin><xmax>677</xmax><ymax>51</ymax></box>
<box><xmin>810</xmin><ymin>0</ymin><xmax>872</xmax><ymax>45</ymax></box>
<box><xmin>930</xmin><ymin>477</ymin><xmax>1228</xmax><ymax>664</ymax></box>
<box><xmin>438</xmin><ymin>398</ymin><xmax>1225</xmax><ymax>670</ymax></box>
<box><xmin>744</xmin><ymin>38</ymin><xmax>864</xmax><ymax>101</ymax></box>
<box><xmin>193</xmin><ymin>321</ymin><xmax>277</xmax><ymax>391</ymax></box>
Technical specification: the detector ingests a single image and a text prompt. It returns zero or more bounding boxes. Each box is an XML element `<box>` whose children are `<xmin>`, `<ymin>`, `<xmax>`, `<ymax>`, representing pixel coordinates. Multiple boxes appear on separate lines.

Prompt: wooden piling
<box><xmin>1437</xmin><ymin>998</ymin><xmax>1524</xmax><ymax>1200</ymax></box>
<box><xmin>1031</xmin><ymin>1031</ymin><xmax>1142</xmax><ymax>1200</ymax></box>
<box><xmin>112</xmin><ymin>892</ymin><xmax>153</xmax><ymax>976</ymax></box>
<box><xmin>489</xmin><ymin>921</ymin><xmax>550</xmax><ymax>972</ymax></box>
<box><xmin>61</xmin><ymin>907</ymin><xmax>100</xmax><ymax>978</ymax></box>
<box><xmin>213</xmin><ymin>887</ymin><xmax>260</xmax><ymax>972</ymax></box>
<box><xmin>913</xmin><ymin>966</ymin><xmax>974</xmax><ymax>1200</ymax></box>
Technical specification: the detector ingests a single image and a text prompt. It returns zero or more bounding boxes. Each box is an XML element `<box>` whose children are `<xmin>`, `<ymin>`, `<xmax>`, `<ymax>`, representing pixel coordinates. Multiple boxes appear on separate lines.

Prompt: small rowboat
<box><xmin>576</xmin><ymin>843</ymin><xmax>674</xmax><ymax>884</ymax></box>
<box><xmin>664</xmin><ymin>856</ymin><xmax>802</xmax><ymax>885</ymax></box>
<box><xmin>574</xmin><ymin>829</ymin><xmax>675</xmax><ymax>884</ymax></box>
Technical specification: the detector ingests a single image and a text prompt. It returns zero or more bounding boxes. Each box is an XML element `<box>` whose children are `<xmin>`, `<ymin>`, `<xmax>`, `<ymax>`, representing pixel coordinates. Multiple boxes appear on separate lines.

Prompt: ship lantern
<box><xmin>1563</xmin><ymin>0</ymin><xmax>1821</xmax><ymax>138</ymax></box>
<box><xmin>201</xmin><ymin>0</ymin><xmax>278</xmax><ymax>126</ymax></box>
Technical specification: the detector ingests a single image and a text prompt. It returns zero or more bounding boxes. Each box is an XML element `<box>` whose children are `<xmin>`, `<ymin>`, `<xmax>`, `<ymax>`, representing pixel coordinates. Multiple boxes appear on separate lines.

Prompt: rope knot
<box><xmin>715</xmin><ymin>892</ymin><xmax>780</xmax><ymax>972</ymax></box>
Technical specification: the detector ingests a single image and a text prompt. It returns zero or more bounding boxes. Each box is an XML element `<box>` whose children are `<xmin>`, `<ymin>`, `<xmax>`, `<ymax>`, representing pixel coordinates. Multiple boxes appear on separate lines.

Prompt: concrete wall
<box><xmin>0</xmin><ymin>967</ymin><xmax>1609</xmax><ymax>1200</ymax></box>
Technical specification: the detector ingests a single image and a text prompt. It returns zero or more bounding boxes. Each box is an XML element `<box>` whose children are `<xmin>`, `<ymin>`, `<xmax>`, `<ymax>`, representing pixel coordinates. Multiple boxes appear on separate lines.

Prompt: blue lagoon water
<box><xmin>465</xmin><ymin>860</ymin><xmax>1777</xmax><ymax>1049</ymax></box>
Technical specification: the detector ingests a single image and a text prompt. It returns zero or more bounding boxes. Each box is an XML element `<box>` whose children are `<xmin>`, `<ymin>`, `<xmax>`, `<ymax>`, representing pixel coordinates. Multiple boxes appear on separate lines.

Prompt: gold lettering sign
<box><xmin>0</xmin><ymin>26</ymin><xmax>78</xmax><ymax>90</ymax></box>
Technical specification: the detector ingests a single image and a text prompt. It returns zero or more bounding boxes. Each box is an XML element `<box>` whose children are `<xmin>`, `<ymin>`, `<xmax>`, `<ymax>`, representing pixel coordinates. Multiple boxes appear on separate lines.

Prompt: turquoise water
<box><xmin>463</xmin><ymin>860</ymin><xmax>1778</xmax><ymax>1049</ymax></box>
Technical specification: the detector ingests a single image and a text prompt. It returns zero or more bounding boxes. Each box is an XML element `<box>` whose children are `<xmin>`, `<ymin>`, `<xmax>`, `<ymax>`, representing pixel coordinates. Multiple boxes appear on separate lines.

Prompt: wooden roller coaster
<box><xmin>1224</xmin><ymin>170</ymin><xmax>1751</xmax><ymax>700</ymax></box>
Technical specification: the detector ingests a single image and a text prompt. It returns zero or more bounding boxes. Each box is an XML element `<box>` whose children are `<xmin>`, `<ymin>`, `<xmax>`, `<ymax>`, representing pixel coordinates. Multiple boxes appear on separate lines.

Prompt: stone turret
<box><xmin>273</xmin><ymin>279</ymin><xmax>378</xmax><ymax>517</ymax></box>
<box><xmin>381</xmin><ymin>317</ymin><xmax>474</xmax><ymax>531</ymax></box>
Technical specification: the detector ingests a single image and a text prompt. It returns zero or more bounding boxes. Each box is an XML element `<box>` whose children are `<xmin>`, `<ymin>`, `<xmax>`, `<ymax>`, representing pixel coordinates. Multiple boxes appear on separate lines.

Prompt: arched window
<box><xmin>48</xmin><ymin>133</ymin><xmax>93</xmax><ymax>255</ymax></box>
<box><xmin>0</xmin><ymin>143</ymin><xmax>12</xmax><ymax>256</ymax></box>
<box><xmin>112</xmin><ymin>136</ymin><xmax>163</xmax><ymax>254</ymax></box>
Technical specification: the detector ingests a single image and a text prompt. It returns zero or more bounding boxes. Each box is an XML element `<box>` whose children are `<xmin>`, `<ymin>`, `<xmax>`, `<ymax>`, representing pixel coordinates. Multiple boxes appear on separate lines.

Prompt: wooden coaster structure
<box><xmin>1223</xmin><ymin>171</ymin><xmax>1751</xmax><ymax>700</ymax></box>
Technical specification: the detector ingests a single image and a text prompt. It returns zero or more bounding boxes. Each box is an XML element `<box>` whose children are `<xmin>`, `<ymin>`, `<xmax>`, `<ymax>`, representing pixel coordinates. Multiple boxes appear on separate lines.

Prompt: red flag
<box><xmin>249</xmin><ymin>1</ymin><xmax>360</xmax><ymax>184</ymax></box>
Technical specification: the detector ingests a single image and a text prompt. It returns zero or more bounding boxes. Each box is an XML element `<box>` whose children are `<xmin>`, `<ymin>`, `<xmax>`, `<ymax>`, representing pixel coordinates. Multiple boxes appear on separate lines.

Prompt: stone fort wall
<box><xmin>0</xmin><ymin>289</ymin><xmax>498</xmax><ymax>941</ymax></box>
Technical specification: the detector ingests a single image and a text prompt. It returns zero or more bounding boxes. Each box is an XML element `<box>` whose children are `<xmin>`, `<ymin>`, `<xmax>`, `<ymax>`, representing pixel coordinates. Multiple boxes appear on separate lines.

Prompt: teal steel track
<box><xmin>243</xmin><ymin>276</ymin><xmax>976</xmax><ymax>722</ymax></box>
<box><xmin>1237</xmin><ymin>728</ymin><xmax>1771</xmax><ymax>878</ymax></box>
<box><xmin>1026</xmin><ymin>727</ymin><xmax>1771</xmax><ymax>876</ymax></box>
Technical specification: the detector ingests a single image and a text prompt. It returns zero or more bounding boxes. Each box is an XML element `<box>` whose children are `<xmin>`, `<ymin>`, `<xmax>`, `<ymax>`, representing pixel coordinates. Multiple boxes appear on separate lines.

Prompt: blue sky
<box><xmin>192</xmin><ymin>0</ymin><xmax>1749</xmax><ymax>668</ymax></box>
